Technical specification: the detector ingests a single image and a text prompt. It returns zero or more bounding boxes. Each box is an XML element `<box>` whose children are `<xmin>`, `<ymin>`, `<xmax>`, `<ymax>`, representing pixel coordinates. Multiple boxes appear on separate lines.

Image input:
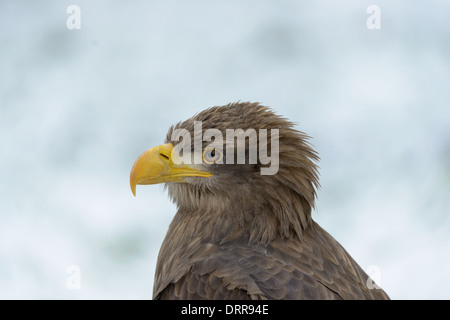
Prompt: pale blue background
<box><xmin>1</xmin><ymin>0</ymin><xmax>449</xmax><ymax>299</ymax></box>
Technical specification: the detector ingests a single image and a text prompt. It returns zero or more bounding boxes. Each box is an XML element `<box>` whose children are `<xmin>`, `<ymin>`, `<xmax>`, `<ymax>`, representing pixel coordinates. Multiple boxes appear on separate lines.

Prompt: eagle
<box><xmin>129</xmin><ymin>102</ymin><xmax>390</xmax><ymax>300</ymax></box>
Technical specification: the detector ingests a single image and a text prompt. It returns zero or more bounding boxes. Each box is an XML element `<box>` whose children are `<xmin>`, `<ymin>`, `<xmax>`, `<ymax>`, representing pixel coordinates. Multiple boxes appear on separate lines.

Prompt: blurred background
<box><xmin>1</xmin><ymin>0</ymin><xmax>449</xmax><ymax>299</ymax></box>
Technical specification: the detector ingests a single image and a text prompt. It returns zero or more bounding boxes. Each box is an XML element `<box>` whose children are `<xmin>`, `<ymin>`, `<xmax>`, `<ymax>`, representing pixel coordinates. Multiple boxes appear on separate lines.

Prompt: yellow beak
<box><xmin>129</xmin><ymin>143</ymin><xmax>213</xmax><ymax>196</ymax></box>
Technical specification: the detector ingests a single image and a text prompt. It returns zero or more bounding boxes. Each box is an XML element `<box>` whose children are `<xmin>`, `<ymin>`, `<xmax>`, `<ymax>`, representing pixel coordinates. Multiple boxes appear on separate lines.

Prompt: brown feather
<box><xmin>152</xmin><ymin>102</ymin><xmax>389</xmax><ymax>300</ymax></box>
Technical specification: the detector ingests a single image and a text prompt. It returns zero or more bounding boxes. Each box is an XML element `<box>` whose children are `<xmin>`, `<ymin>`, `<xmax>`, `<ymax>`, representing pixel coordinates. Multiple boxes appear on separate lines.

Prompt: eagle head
<box><xmin>130</xmin><ymin>102</ymin><xmax>319</xmax><ymax>242</ymax></box>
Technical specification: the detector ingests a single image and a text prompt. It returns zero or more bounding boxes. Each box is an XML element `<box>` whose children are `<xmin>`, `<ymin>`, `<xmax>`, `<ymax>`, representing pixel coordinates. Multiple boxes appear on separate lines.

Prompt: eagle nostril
<box><xmin>160</xmin><ymin>153</ymin><xmax>170</xmax><ymax>161</ymax></box>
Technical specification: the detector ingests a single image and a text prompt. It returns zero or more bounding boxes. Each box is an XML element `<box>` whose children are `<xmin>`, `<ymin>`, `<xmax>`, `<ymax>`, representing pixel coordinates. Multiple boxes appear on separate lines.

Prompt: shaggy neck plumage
<box><xmin>166</xmin><ymin>169</ymin><xmax>318</xmax><ymax>246</ymax></box>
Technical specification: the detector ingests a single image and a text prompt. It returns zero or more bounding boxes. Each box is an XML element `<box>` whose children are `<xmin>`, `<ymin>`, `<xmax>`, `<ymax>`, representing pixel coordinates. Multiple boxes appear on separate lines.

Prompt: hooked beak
<box><xmin>129</xmin><ymin>143</ymin><xmax>212</xmax><ymax>196</ymax></box>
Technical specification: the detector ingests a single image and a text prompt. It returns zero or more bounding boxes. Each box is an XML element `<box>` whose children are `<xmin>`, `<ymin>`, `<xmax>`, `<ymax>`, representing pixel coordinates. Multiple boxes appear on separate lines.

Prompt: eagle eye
<box><xmin>202</xmin><ymin>147</ymin><xmax>222</xmax><ymax>164</ymax></box>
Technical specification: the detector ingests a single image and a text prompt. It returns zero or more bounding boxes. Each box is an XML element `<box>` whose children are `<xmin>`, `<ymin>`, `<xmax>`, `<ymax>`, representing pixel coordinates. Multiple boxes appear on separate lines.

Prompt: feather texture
<box><xmin>150</xmin><ymin>102</ymin><xmax>389</xmax><ymax>300</ymax></box>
